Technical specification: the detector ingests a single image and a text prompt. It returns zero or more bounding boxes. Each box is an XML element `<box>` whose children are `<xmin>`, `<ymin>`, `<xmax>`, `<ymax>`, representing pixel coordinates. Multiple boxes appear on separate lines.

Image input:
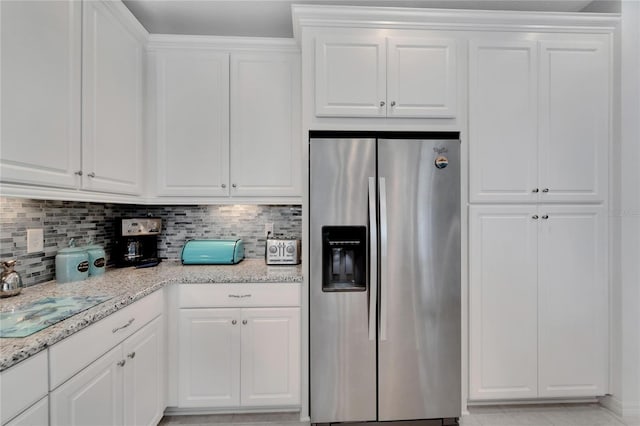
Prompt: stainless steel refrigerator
<box><xmin>309</xmin><ymin>133</ymin><xmax>461</xmax><ymax>425</ymax></box>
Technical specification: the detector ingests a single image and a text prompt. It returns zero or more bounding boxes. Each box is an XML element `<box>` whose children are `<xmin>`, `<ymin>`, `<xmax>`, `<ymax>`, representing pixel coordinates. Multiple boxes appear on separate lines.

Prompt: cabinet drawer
<box><xmin>0</xmin><ymin>350</ymin><xmax>48</xmax><ymax>425</ymax></box>
<box><xmin>179</xmin><ymin>283</ymin><xmax>300</xmax><ymax>308</ymax></box>
<box><xmin>49</xmin><ymin>289</ymin><xmax>163</xmax><ymax>390</ymax></box>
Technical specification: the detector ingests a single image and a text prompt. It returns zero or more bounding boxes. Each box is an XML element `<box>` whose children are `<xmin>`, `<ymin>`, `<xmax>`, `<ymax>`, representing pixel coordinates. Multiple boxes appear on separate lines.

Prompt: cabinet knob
<box><xmin>221</xmin><ymin>183</ymin><xmax>226</xmax><ymax>188</ymax></box>
<box><xmin>74</xmin><ymin>171</ymin><xmax>83</xmax><ymax>176</ymax></box>
<box><xmin>87</xmin><ymin>172</ymin><xmax>96</xmax><ymax>178</ymax></box>
<box><xmin>390</xmin><ymin>101</ymin><xmax>396</xmax><ymax>107</ymax></box>
<box><xmin>232</xmin><ymin>183</ymin><xmax>237</xmax><ymax>188</ymax></box>
<box><xmin>532</xmin><ymin>188</ymin><xmax>539</xmax><ymax>193</ymax></box>
<box><xmin>232</xmin><ymin>320</ymin><xmax>237</xmax><ymax>325</ymax></box>
<box><xmin>380</xmin><ymin>101</ymin><xmax>385</xmax><ymax>107</ymax></box>
<box><xmin>532</xmin><ymin>215</ymin><xmax>539</xmax><ymax>220</ymax></box>
<box><xmin>117</xmin><ymin>360</ymin><xmax>126</xmax><ymax>367</ymax></box>
<box><xmin>242</xmin><ymin>319</ymin><xmax>248</xmax><ymax>325</ymax></box>
<box><xmin>127</xmin><ymin>352</ymin><xmax>136</xmax><ymax>359</ymax></box>
<box><xmin>542</xmin><ymin>215</ymin><xmax>549</xmax><ymax>219</ymax></box>
<box><xmin>542</xmin><ymin>188</ymin><xmax>549</xmax><ymax>193</ymax></box>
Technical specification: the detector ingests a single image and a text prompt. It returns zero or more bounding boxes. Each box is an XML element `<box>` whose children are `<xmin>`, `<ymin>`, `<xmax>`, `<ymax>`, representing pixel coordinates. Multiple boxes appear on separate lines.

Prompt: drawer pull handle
<box><xmin>127</xmin><ymin>352</ymin><xmax>136</xmax><ymax>359</ymax></box>
<box><xmin>112</xmin><ymin>318</ymin><xmax>135</xmax><ymax>333</ymax></box>
<box><xmin>117</xmin><ymin>360</ymin><xmax>126</xmax><ymax>367</ymax></box>
<box><xmin>242</xmin><ymin>320</ymin><xmax>248</xmax><ymax>325</ymax></box>
<box><xmin>228</xmin><ymin>294</ymin><xmax>252</xmax><ymax>298</ymax></box>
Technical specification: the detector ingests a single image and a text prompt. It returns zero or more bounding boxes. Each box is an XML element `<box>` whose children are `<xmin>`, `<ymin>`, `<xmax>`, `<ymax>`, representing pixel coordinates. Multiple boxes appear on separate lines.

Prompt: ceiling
<box><xmin>122</xmin><ymin>0</ymin><xmax>611</xmax><ymax>38</ymax></box>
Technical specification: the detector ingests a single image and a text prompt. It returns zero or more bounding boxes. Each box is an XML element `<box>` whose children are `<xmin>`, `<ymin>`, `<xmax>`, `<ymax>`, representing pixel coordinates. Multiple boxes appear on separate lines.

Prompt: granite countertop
<box><xmin>0</xmin><ymin>259</ymin><xmax>302</xmax><ymax>371</ymax></box>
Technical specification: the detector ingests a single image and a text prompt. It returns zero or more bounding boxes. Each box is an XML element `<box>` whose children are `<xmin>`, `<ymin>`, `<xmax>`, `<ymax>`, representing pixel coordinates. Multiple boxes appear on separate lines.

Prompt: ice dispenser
<box><xmin>322</xmin><ymin>226</ymin><xmax>367</xmax><ymax>291</ymax></box>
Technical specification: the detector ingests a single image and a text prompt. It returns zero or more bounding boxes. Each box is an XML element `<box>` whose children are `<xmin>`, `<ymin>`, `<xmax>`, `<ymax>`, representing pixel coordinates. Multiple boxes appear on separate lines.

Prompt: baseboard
<box><xmin>467</xmin><ymin>397</ymin><xmax>598</xmax><ymax>406</ymax></box>
<box><xmin>600</xmin><ymin>395</ymin><xmax>640</xmax><ymax>418</ymax></box>
<box><xmin>163</xmin><ymin>406</ymin><xmax>300</xmax><ymax>416</ymax></box>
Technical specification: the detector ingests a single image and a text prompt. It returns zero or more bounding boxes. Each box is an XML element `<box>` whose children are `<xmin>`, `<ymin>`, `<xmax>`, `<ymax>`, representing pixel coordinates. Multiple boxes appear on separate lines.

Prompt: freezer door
<box><xmin>309</xmin><ymin>138</ymin><xmax>377</xmax><ymax>423</ymax></box>
<box><xmin>377</xmin><ymin>139</ymin><xmax>461</xmax><ymax>420</ymax></box>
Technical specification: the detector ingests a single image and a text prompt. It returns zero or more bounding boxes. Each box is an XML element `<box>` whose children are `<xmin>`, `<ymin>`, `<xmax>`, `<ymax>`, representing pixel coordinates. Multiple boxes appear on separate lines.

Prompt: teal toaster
<box><xmin>181</xmin><ymin>239</ymin><xmax>244</xmax><ymax>265</ymax></box>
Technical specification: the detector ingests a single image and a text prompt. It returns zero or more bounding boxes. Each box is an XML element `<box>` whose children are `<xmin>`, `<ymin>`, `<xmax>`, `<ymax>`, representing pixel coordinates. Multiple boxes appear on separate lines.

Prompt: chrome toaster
<box><xmin>265</xmin><ymin>238</ymin><xmax>301</xmax><ymax>265</ymax></box>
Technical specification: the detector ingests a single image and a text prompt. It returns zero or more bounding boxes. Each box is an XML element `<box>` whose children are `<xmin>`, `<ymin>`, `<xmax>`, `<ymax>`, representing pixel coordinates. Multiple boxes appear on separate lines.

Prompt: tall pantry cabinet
<box><xmin>468</xmin><ymin>32</ymin><xmax>611</xmax><ymax>400</ymax></box>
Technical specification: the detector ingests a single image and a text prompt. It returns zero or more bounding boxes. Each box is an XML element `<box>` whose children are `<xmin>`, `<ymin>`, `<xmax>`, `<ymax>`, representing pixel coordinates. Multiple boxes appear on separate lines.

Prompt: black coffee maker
<box><xmin>115</xmin><ymin>218</ymin><xmax>162</xmax><ymax>267</ymax></box>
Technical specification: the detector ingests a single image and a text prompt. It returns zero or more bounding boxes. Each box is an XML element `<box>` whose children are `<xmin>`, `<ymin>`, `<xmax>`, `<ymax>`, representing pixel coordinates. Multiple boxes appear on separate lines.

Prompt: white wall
<box><xmin>605</xmin><ymin>0</ymin><xmax>640</xmax><ymax>418</ymax></box>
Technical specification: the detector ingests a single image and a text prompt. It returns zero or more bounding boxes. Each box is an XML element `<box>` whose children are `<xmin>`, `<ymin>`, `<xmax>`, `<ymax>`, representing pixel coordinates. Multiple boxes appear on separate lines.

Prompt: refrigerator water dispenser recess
<box><xmin>322</xmin><ymin>226</ymin><xmax>366</xmax><ymax>292</ymax></box>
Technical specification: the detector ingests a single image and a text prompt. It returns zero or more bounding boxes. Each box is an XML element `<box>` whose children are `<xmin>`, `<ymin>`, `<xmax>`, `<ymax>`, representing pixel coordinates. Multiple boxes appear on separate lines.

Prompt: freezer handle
<box><xmin>368</xmin><ymin>177</ymin><xmax>378</xmax><ymax>341</ymax></box>
<box><xmin>379</xmin><ymin>177</ymin><xmax>388</xmax><ymax>341</ymax></box>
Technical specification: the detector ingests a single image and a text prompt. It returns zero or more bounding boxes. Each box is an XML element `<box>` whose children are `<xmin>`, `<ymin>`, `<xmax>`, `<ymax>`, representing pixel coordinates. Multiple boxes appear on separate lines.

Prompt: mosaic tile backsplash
<box><xmin>0</xmin><ymin>197</ymin><xmax>301</xmax><ymax>287</ymax></box>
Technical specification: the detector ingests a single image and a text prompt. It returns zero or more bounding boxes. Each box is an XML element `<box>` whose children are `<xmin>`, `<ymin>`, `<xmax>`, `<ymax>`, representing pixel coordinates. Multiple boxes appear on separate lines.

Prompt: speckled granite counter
<box><xmin>0</xmin><ymin>259</ymin><xmax>302</xmax><ymax>371</ymax></box>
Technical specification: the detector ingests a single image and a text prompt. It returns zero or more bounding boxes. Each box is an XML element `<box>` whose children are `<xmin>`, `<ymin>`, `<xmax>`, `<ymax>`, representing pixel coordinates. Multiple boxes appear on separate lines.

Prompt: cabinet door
<box><xmin>51</xmin><ymin>346</ymin><xmax>124</xmax><ymax>426</ymax></box>
<box><xmin>230</xmin><ymin>52</ymin><xmax>301</xmax><ymax>197</ymax></box>
<box><xmin>178</xmin><ymin>309</ymin><xmax>241</xmax><ymax>407</ymax></box>
<box><xmin>315</xmin><ymin>33</ymin><xmax>386</xmax><ymax>117</ymax></box>
<box><xmin>82</xmin><ymin>1</ymin><xmax>143</xmax><ymax>195</ymax></box>
<box><xmin>538</xmin><ymin>205</ymin><xmax>607</xmax><ymax>397</ymax></box>
<box><xmin>123</xmin><ymin>317</ymin><xmax>163</xmax><ymax>426</ymax></box>
<box><xmin>5</xmin><ymin>396</ymin><xmax>48</xmax><ymax>426</ymax></box>
<box><xmin>468</xmin><ymin>206</ymin><xmax>538</xmax><ymax>400</ymax></box>
<box><xmin>469</xmin><ymin>39</ymin><xmax>538</xmax><ymax>203</ymax></box>
<box><xmin>240</xmin><ymin>308</ymin><xmax>300</xmax><ymax>407</ymax></box>
<box><xmin>155</xmin><ymin>51</ymin><xmax>230</xmax><ymax>196</ymax></box>
<box><xmin>538</xmin><ymin>40</ymin><xmax>609</xmax><ymax>203</ymax></box>
<box><xmin>0</xmin><ymin>0</ymin><xmax>81</xmax><ymax>188</ymax></box>
<box><xmin>387</xmin><ymin>37</ymin><xmax>457</xmax><ymax>118</ymax></box>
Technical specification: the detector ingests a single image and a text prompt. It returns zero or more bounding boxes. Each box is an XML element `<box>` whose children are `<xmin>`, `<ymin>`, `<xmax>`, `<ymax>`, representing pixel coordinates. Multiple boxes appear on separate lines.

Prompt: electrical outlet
<box><xmin>265</xmin><ymin>223</ymin><xmax>274</xmax><ymax>236</ymax></box>
<box><xmin>27</xmin><ymin>228</ymin><xmax>44</xmax><ymax>253</ymax></box>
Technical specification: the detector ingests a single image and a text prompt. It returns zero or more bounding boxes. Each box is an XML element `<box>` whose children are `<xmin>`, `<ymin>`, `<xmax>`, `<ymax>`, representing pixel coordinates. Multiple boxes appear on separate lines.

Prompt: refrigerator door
<box><xmin>309</xmin><ymin>138</ymin><xmax>377</xmax><ymax>423</ymax></box>
<box><xmin>377</xmin><ymin>139</ymin><xmax>461</xmax><ymax>421</ymax></box>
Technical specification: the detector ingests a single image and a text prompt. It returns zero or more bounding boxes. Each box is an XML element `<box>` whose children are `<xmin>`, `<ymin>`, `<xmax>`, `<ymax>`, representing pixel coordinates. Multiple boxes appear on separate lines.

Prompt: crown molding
<box><xmin>107</xmin><ymin>0</ymin><xmax>149</xmax><ymax>43</ymax></box>
<box><xmin>291</xmin><ymin>4</ymin><xmax>621</xmax><ymax>42</ymax></box>
<box><xmin>147</xmin><ymin>34</ymin><xmax>299</xmax><ymax>53</ymax></box>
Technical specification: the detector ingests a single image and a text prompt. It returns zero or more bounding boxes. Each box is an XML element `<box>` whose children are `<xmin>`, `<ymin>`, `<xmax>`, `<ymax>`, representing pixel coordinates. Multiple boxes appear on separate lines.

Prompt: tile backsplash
<box><xmin>0</xmin><ymin>197</ymin><xmax>301</xmax><ymax>287</ymax></box>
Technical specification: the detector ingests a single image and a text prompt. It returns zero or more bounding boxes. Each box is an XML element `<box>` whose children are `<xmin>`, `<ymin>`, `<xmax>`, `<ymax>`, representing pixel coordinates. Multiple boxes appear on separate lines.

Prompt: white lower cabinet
<box><xmin>178</xmin><ymin>308</ymin><xmax>241</xmax><ymax>408</ymax></box>
<box><xmin>175</xmin><ymin>284</ymin><xmax>301</xmax><ymax>410</ymax></box>
<box><xmin>123</xmin><ymin>317</ymin><xmax>165</xmax><ymax>426</ymax></box>
<box><xmin>5</xmin><ymin>397</ymin><xmax>48</xmax><ymax>426</ymax></box>
<box><xmin>469</xmin><ymin>205</ymin><xmax>607</xmax><ymax>400</ymax></box>
<box><xmin>178</xmin><ymin>307</ymin><xmax>300</xmax><ymax>409</ymax></box>
<box><xmin>240</xmin><ymin>308</ymin><xmax>301</xmax><ymax>407</ymax></box>
<box><xmin>51</xmin><ymin>346</ymin><xmax>123</xmax><ymax>426</ymax></box>
<box><xmin>51</xmin><ymin>316</ymin><xmax>164</xmax><ymax>426</ymax></box>
<box><xmin>0</xmin><ymin>351</ymin><xmax>48</xmax><ymax>426</ymax></box>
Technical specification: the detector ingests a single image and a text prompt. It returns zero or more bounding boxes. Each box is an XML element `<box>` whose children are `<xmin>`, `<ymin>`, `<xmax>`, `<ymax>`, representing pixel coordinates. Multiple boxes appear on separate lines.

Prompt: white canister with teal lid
<box><xmin>85</xmin><ymin>240</ymin><xmax>106</xmax><ymax>276</ymax></box>
<box><xmin>55</xmin><ymin>239</ymin><xmax>89</xmax><ymax>283</ymax></box>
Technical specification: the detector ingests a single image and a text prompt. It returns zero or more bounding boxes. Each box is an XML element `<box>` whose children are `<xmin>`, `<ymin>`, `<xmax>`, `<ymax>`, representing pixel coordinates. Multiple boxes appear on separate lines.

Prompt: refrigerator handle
<box><xmin>368</xmin><ymin>177</ymin><xmax>378</xmax><ymax>341</ymax></box>
<box><xmin>379</xmin><ymin>177</ymin><xmax>388</xmax><ymax>341</ymax></box>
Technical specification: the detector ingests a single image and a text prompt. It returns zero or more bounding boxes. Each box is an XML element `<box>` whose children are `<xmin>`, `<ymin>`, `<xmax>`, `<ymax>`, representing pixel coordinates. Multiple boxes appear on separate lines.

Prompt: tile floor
<box><xmin>159</xmin><ymin>405</ymin><xmax>640</xmax><ymax>426</ymax></box>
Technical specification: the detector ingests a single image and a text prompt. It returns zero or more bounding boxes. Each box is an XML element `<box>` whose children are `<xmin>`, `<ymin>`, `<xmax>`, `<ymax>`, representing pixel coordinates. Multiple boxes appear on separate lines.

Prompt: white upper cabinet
<box><xmin>538</xmin><ymin>41</ymin><xmax>609</xmax><ymax>203</ymax></box>
<box><xmin>314</xmin><ymin>31</ymin><xmax>457</xmax><ymax>118</ymax></box>
<box><xmin>149</xmin><ymin>41</ymin><xmax>302</xmax><ymax>201</ymax></box>
<box><xmin>82</xmin><ymin>0</ymin><xmax>144</xmax><ymax>195</ymax></box>
<box><xmin>387</xmin><ymin>37</ymin><xmax>457</xmax><ymax>117</ymax></box>
<box><xmin>154</xmin><ymin>51</ymin><xmax>230</xmax><ymax>197</ymax></box>
<box><xmin>469</xmin><ymin>35</ymin><xmax>610</xmax><ymax>204</ymax></box>
<box><xmin>230</xmin><ymin>52</ymin><xmax>301</xmax><ymax>197</ymax></box>
<box><xmin>315</xmin><ymin>33</ymin><xmax>386</xmax><ymax>117</ymax></box>
<box><xmin>469</xmin><ymin>40</ymin><xmax>538</xmax><ymax>203</ymax></box>
<box><xmin>0</xmin><ymin>0</ymin><xmax>82</xmax><ymax>188</ymax></box>
<box><xmin>0</xmin><ymin>0</ymin><xmax>146</xmax><ymax>199</ymax></box>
